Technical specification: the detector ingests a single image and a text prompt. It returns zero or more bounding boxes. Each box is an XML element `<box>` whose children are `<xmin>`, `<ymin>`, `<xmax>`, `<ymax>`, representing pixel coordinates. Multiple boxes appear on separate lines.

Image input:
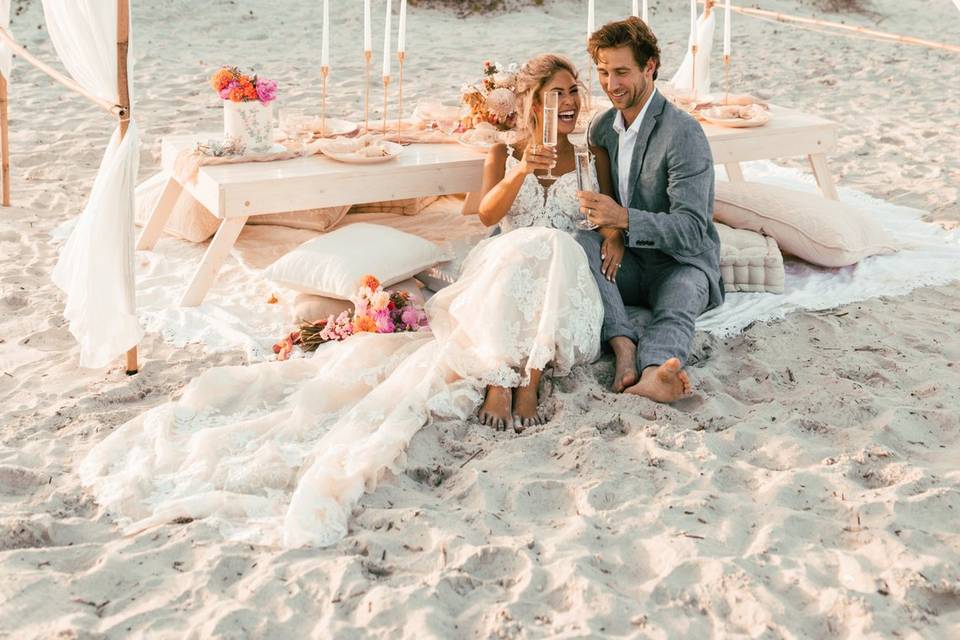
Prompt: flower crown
<box><xmin>460</xmin><ymin>61</ymin><xmax>520</xmax><ymax>131</ymax></box>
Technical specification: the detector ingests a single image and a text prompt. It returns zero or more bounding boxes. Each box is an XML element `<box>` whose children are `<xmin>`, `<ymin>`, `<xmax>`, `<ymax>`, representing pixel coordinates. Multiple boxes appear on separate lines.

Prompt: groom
<box><xmin>577</xmin><ymin>17</ymin><xmax>724</xmax><ymax>403</ymax></box>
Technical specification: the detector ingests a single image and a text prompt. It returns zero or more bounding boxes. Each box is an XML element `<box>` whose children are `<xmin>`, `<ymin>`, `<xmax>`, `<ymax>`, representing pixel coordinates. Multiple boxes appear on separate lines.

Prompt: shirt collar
<box><xmin>613</xmin><ymin>87</ymin><xmax>657</xmax><ymax>137</ymax></box>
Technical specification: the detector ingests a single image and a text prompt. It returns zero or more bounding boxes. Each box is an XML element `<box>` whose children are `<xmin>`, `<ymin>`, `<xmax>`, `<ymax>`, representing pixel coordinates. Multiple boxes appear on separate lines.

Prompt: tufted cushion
<box><xmin>349</xmin><ymin>196</ymin><xmax>440</xmax><ymax>216</ymax></box>
<box><xmin>714</xmin><ymin>181</ymin><xmax>897</xmax><ymax>267</ymax></box>
<box><xmin>716</xmin><ymin>222</ymin><xmax>785</xmax><ymax>293</ymax></box>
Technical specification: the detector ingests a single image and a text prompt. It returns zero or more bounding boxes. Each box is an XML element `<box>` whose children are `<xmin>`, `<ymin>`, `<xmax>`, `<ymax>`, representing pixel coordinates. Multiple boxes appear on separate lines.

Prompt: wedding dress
<box><xmin>80</xmin><ymin>153</ymin><xmax>603</xmax><ymax>548</ymax></box>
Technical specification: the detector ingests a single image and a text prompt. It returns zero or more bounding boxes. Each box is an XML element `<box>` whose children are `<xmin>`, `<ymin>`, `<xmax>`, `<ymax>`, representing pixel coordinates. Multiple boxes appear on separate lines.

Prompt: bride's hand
<box><xmin>599</xmin><ymin>229</ymin><xmax>625</xmax><ymax>282</ymax></box>
<box><xmin>518</xmin><ymin>143</ymin><xmax>557</xmax><ymax>175</ymax></box>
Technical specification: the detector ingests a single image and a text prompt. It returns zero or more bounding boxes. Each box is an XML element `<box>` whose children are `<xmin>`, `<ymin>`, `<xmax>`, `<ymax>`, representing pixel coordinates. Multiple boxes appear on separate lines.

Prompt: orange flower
<box><xmin>210</xmin><ymin>68</ymin><xmax>235</xmax><ymax>92</ymax></box>
<box><xmin>228</xmin><ymin>86</ymin><xmax>247</xmax><ymax>102</ymax></box>
<box><xmin>359</xmin><ymin>275</ymin><xmax>380</xmax><ymax>291</ymax></box>
<box><xmin>241</xmin><ymin>80</ymin><xmax>257</xmax><ymax>101</ymax></box>
<box><xmin>353</xmin><ymin>316</ymin><xmax>378</xmax><ymax>333</ymax></box>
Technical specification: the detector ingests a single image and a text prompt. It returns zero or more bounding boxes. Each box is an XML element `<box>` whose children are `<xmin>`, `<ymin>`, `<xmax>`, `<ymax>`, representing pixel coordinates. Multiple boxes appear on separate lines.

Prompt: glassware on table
<box><xmin>541</xmin><ymin>89</ymin><xmax>559</xmax><ymax>179</ymax></box>
<box><xmin>278</xmin><ymin>108</ymin><xmax>310</xmax><ymax>145</ymax></box>
<box><xmin>574</xmin><ymin>146</ymin><xmax>598</xmax><ymax>230</ymax></box>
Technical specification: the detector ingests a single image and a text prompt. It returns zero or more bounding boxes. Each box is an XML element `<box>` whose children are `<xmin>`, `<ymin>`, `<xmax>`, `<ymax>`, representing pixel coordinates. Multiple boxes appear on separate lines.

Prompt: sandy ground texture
<box><xmin>1</xmin><ymin>0</ymin><xmax>959</xmax><ymax>638</ymax></box>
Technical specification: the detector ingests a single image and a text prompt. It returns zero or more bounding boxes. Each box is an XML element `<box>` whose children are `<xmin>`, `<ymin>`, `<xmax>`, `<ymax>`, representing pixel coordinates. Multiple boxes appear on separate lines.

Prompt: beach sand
<box><xmin>1</xmin><ymin>0</ymin><xmax>958</xmax><ymax>637</ymax></box>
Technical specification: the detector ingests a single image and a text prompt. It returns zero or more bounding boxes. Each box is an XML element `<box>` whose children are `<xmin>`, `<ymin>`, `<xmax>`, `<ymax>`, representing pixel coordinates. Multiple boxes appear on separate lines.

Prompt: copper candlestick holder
<box><xmin>364</xmin><ymin>50</ymin><xmax>372</xmax><ymax>133</ymax></box>
<box><xmin>320</xmin><ymin>65</ymin><xmax>330</xmax><ymax>138</ymax></box>
<box><xmin>382</xmin><ymin>74</ymin><xmax>391</xmax><ymax>138</ymax></box>
<box><xmin>690</xmin><ymin>44</ymin><xmax>699</xmax><ymax>99</ymax></box>
<box><xmin>397</xmin><ymin>51</ymin><xmax>406</xmax><ymax>143</ymax></box>
<box><xmin>723</xmin><ymin>54</ymin><xmax>731</xmax><ymax>104</ymax></box>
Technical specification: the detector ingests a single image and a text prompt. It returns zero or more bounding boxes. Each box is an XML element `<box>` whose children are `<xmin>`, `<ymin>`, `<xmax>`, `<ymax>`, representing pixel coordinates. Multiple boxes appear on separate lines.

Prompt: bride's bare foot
<box><xmin>624</xmin><ymin>358</ymin><xmax>692</xmax><ymax>403</ymax></box>
<box><xmin>610</xmin><ymin>336</ymin><xmax>639</xmax><ymax>393</ymax></box>
<box><xmin>512</xmin><ymin>369</ymin><xmax>543</xmax><ymax>433</ymax></box>
<box><xmin>479</xmin><ymin>385</ymin><xmax>513</xmax><ymax>431</ymax></box>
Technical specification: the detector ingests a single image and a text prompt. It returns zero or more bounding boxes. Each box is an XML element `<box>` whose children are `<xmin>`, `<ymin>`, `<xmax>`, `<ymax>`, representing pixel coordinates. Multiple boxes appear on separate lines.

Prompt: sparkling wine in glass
<box><xmin>542</xmin><ymin>90</ymin><xmax>559</xmax><ymax>179</ymax></box>
<box><xmin>575</xmin><ymin>146</ymin><xmax>598</xmax><ymax>230</ymax></box>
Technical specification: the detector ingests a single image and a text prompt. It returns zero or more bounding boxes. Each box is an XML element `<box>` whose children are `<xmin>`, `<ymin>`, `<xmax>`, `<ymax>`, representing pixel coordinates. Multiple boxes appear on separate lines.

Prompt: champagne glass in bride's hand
<box><xmin>542</xmin><ymin>90</ymin><xmax>559</xmax><ymax>179</ymax></box>
<box><xmin>574</xmin><ymin>146</ymin><xmax>598</xmax><ymax>230</ymax></box>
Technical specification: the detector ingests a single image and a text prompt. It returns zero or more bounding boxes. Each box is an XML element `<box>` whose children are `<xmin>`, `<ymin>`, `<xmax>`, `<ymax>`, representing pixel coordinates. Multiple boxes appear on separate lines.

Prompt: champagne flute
<box><xmin>574</xmin><ymin>146</ymin><xmax>598</xmax><ymax>230</ymax></box>
<box><xmin>542</xmin><ymin>89</ymin><xmax>559</xmax><ymax>180</ymax></box>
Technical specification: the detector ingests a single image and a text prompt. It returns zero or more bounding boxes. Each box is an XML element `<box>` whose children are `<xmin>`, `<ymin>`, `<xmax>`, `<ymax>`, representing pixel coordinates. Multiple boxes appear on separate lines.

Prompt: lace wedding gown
<box><xmin>80</xmin><ymin>153</ymin><xmax>603</xmax><ymax>548</ymax></box>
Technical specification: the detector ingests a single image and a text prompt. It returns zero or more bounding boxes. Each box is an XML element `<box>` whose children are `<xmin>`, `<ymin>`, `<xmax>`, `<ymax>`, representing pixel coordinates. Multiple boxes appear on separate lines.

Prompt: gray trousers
<box><xmin>577</xmin><ymin>231</ymin><xmax>709</xmax><ymax>371</ymax></box>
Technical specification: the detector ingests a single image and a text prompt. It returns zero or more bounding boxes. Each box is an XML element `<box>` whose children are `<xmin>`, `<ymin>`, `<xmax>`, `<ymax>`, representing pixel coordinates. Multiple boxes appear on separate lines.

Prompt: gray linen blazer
<box><xmin>590</xmin><ymin>90</ymin><xmax>724</xmax><ymax>309</ymax></box>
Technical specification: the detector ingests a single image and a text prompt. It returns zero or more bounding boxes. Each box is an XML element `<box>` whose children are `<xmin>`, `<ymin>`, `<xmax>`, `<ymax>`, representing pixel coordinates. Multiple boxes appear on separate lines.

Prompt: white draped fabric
<box><xmin>669</xmin><ymin>9</ymin><xmax>716</xmax><ymax>100</ymax></box>
<box><xmin>43</xmin><ymin>0</ymin><xmax>142</xmax><ymax>368</ymax></box>
<box><xmin>0</xmin><ymin>0</ymin><xmax>11</xmax><ymax>80</ymax></box>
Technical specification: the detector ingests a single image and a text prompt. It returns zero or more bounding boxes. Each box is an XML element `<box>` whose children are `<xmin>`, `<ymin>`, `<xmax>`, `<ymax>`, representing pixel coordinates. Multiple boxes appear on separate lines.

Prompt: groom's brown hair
<box><xmin>588</xmin><ymin>17</ymin><xmax>661</xmax><ymax>80</ymax></box>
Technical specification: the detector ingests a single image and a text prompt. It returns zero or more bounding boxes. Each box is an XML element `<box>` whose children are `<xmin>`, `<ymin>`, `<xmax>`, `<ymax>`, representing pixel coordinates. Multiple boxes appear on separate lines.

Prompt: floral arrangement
<box><xmin>210</xmin><ymin>66</ymin><xmax>278</xmax><ymax>105</ymax></box>
<box><xmin>460</xmin><ymin>60</ymin><xmax>519</xmax><ymax>131</ymax></box>
<box><xmin>273</xmin><ymin>275</ymin><xmax>429</xmax><ymax>361</ymax></box>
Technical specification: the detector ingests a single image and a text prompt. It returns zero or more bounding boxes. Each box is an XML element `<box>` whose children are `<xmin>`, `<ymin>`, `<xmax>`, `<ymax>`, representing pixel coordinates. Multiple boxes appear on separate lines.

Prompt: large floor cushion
<box><xmin>716</xmin><ymin>222</ymin><xmax>784</xmax><ymax>293</ymax></box>
<box><xmin>714</xmin><ymin>181</ymin><xmax>897</xmax><ymax>267</ymax></box>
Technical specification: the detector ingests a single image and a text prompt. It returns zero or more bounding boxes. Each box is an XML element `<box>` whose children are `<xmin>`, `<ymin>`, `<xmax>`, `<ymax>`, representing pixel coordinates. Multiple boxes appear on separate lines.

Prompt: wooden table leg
<box><xmin>724</xmin><ymin>162</ymin><xmax>745</xmax><ymax>183</ymax></box>
<box><xmin>461</xmin><ymin>191</ymin><xmax>482</xmax><ymax>215</ymax></box>
<box><xmin>808</xmin><ymin>153</ymin><xmax>839</xmax><ymax>201</ymax></box>
<box><xmin>179</xmin><ymin>216</ymin><xmax>248</xmax><ymax>307</ymax></box>
<box><xmin>136</xmin><ymin>175</ymin><xmax>182</xmax><ymax>250</ymax></box>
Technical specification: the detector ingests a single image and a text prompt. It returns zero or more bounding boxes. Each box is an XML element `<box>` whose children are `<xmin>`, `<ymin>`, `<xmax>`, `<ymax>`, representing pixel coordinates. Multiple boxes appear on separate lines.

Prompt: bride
<box><xmin>80</xmin><ymin>54</ymin><xmax>615</xmax><ymax>548</ymax></box>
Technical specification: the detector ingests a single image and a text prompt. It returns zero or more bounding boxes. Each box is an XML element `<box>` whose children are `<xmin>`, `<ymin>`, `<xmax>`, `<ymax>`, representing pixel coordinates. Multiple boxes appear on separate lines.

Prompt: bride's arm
<box><xmin>478</xmin><ymin>142</ymin><xmax>555</xmax><ymax>227</ymax></box>
<box><xmin>591</xmin><ymin>146</ymin><xmax>626</xmax><ymax>281</ymax></box>
<box><xmin>477</xmin><ymin>144</ymin><xmax>523</xmax><ymax>227</ymax></box>
<box><xmin>591</xmin><ymin>146</ymin><xmax>620</xmax><ymax>240</ymax></box>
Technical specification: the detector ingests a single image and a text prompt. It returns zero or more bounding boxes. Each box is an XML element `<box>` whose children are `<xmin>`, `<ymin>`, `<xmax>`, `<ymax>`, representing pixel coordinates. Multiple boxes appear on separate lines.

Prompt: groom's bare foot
<box><xmin>610</xmin><ymin>336</ymin><xmax>639</xmax><ymax>393</ymax></box>
<box><xmin>479</xmin><ymin>386</ymin><xmax>513</xmax><ymax>431</ymax></box>
<box><xmin>513</xmin><ymin>369</ymin><xmax>544</xmax><ymax>433</ymax></box>
<box><xmin>625</xmin><ymin>358</ymin><xmax>692</xmax><ymax>403</ymax></box>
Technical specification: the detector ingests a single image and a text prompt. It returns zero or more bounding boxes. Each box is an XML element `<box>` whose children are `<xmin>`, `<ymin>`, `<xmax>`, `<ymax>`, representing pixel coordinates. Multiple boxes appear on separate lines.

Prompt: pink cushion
<box><xmin>714</xmin><ymin>181</ymin><xmax>897</xmax><ymax>267</ymax></box>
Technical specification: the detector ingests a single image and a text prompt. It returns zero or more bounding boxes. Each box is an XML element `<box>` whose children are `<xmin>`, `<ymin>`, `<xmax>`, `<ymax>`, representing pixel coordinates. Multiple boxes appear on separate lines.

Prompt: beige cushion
<box><xmin>291</xmin><ymin>278</ymin><xmax>424</xmax><ymax>323</ymax></box>
<box><xmin>135</xmin><ymin>172</ymin><xmax>350</xmax><ymax>243</ymax></box>
<box><xmin>349</xmin><ymin>196</ymin><xmax>440</xmax><ymax>216</ymax></box>
<box><xmin>714</xmin><ymin>181</ymin><xmax>897</xmax><ymax>267</ymax></box>
<box><xmin>134</xmin><ymin>172</ymin><xmax>219</xmax><ymax>243</ymax></box>
<box><xmin>717</xmin><ymin>222</ymin><xmax>784</xmax><ymax>293</ymax></box>
<box><xmin>265</xmin><ymin>223</ymin><xmax>448</xmax><ymax>299</ymax></box>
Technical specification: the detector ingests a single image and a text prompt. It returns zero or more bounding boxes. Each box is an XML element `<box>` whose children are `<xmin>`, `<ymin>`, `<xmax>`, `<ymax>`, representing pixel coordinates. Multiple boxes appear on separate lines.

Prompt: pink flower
<box><xmin>219</xmin><ymin>80</ymin><xmax>239</xmax><ymax>100</ymax></box>
<box><xmin>374</xmin><ymin>309</ymin><xmax>395</xmax><ymax>333</ymax></box>
<box><xmin>256</xmin><ymin>78</ymin><xmax>278</xmax><ymax>104</ymax></box>
<box><xmin>401</xmin><ymin>307</ymin><xmax>425</xmax><ymax>330</ymax></box>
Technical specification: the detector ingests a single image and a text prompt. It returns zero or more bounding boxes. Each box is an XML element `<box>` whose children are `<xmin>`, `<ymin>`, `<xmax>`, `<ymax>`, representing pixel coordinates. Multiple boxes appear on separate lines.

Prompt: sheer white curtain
<box><xmin>0</xmin><ymin>0</ymin><xmax>11</xmax><ymax>80</ymax></box>
<box><xmin>669</xmin><ymin>9</ymin><xmax>716</xmax><ymax>99</ymax></box>
<box><xmin>44</xmin><ymin>0</ymin><xmax>142</xmax><ymax>368</ymax></box>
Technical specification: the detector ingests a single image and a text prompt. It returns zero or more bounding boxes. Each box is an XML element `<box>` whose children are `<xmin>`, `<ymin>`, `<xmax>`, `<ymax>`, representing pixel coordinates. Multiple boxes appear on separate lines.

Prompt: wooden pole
<box><xmin>0</xmin><ymin>74</ymin><xmax>9</xmax><ymax>207</ymax></box>
<box><xmin>117</xmin><ymin>0</ymin><xmax>137</xmax><ymax>375</ymax></box>
<box><xmin>0</xmin><ymin>28</ymin><xmax>127</xmax><ymax>117</ymax></box>
<box><xmin>704</xmin><ymin>1</ymin><xmax>960</xmax><ymax>55</ymax></box>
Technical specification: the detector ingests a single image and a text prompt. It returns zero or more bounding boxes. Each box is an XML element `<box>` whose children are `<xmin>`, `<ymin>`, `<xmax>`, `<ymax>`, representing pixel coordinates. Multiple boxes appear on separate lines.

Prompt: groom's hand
<box><xmin>577</xmin><ymin>191</ymin><xmax>628</xmax><ymax>230</ymax></box>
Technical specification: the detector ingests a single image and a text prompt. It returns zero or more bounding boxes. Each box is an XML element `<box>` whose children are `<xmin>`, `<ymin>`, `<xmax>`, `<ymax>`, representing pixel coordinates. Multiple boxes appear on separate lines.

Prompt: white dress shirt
<box><xmin>612</xmin><ymin>87</ymin><xmax>657</xmax><ymax>207</ymax></box>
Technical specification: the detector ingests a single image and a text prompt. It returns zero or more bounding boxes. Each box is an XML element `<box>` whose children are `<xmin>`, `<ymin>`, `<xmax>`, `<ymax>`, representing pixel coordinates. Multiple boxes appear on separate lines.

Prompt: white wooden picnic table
<box><xmin>138</xmin><ymin>105</ymin><xmax>839</xmax><ymax>307</ymax></box>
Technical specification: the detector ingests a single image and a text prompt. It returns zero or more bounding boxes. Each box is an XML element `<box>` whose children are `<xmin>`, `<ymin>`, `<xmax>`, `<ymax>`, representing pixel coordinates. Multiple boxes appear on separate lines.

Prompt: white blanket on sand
<box><xmin>61</xmin><ymin>161</ymin><xmax>959</xmax><ymax>361</ymax></box>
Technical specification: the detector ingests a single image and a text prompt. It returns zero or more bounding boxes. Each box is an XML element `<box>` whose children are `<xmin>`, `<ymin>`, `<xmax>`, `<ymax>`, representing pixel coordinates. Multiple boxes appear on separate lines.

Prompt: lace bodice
<box><xmin>500</xmin><ymin>150</ymin><xmax>599</xmax><ymax>234</ymax></box>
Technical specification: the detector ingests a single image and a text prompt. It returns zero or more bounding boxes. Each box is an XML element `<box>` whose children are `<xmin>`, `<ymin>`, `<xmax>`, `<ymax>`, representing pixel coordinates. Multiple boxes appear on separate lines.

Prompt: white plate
<box><xmin>700</xmin><ymin>106</ymin><xmax>771</xmax><ymax>128</ymax></box>
<box><xmin>306</xmin><ymin>117</ymin><xmax>359</xmax><ymax>138</ymax></box>
<box><xmin>319</xmin><ymin>139</ymin><xmax>404</xmax><ymax>164</ymax></box>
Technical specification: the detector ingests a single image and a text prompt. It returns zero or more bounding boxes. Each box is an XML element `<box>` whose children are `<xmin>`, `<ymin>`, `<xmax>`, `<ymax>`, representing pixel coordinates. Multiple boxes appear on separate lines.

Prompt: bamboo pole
<box><xmin>704</xmin><ymin>1</ymin><xmax>960</xmax><ymax>54</ymax></box>
<box><xmin>0</xmin><ymin>28</ymin><xmax>127</xmax><ymax>117</ymax></box>
<box><xmin>117</xmin><ymin>0</ymin><xmax>137</xmax><ymax>375</ymax></box>
<box><xmin>0</xmin><ymin>74</ymin><xmax>9</xmax><ymax>207</ymax></box>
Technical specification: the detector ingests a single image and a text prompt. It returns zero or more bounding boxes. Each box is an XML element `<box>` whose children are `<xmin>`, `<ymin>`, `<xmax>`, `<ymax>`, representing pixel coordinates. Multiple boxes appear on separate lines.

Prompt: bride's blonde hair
<box><xmin>514</xmin><ymin>54</ymin><xmax>583</xmax><ymax>142</ymax></box>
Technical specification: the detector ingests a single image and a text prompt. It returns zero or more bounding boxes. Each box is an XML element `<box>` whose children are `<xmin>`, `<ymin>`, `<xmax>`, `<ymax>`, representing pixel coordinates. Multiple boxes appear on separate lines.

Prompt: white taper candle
<box><xmin>382</xmin><ymin>0</ymin><xmax>392</xmax><ymax>77</ymax></box>
<box><xmin>398</xmin><ymin>0</ymin><xmax>407</xmax><ymax>53</ymax></box>
<box><xmin>632</xmin><ymin>0</ymin><xmax>639</xmax><ymax>17</ymax></box>
<box><xmin>642</xmin><ymin>0</ymin><xmax>649</xmax><ymax>23</ymax></box>
<box><xmin>363</xmin><ymin>0</ymin><xmax>372</xmax><ymax>52</ymax></box>
<box><xmin>723</xmin><ymin>0</ymin><xmax>732</xmax><ymax>57</ymax></box>
<box><xmin>321</xmin><ymin>0</ymin><xmax>330</xmax><ymax>67</ymax></box>
<box><xmin>690</xmin><ymin>0</ymin><xmax>697</xmax><ymax>46</ymax></box>
<box><xmin>587</xmin><ymin>0</ymin><xmax>595</xmax><ymax>39</ymax></box>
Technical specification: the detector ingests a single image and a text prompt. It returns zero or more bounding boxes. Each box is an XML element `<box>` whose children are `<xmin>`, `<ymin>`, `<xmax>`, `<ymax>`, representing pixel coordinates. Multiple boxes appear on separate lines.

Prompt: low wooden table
<box><xmin>137</xmin><ymin>137</ymin><xmax>485</xmax><ymax>306</ymax></box>
<box><xmin>140</xmin><ymin>105</ymin><xmax>838</xmax><ymax>307</ymax></box>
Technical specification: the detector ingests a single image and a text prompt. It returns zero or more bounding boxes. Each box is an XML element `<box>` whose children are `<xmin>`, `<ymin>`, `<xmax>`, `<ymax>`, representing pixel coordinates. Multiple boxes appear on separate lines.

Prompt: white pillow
<box><xmin>714</xmin><ymin>181</ymin><xmax>897</xmax><ymax>267</ymax></box>
<box><xmin>265</xmin><ymin>223</ymin><xmax>449</xmax><ymax>299</ymax></box>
